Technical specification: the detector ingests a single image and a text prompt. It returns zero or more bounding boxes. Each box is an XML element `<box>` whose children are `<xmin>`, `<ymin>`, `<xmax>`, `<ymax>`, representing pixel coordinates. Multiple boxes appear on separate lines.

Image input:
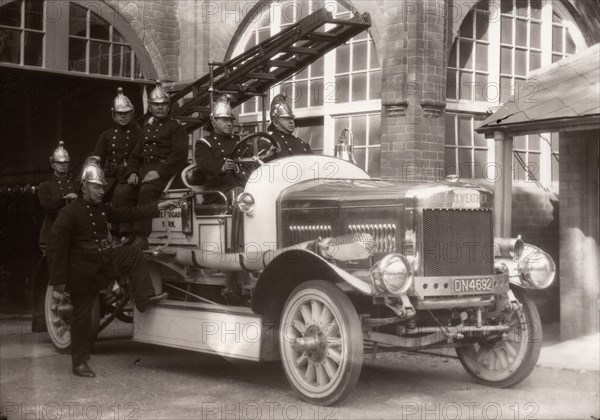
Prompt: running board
<box><xmin>133</xmin><ymin>300</ymin><xmax>279</xmax><ymax>361</ymax></box>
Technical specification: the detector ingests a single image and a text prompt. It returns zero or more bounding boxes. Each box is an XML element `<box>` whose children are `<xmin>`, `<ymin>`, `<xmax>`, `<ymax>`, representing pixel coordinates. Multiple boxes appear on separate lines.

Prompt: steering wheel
<box><xmin>230</xmin><ymin>132</ymin><xmax>279</xmax><ymax>183</ymax></box>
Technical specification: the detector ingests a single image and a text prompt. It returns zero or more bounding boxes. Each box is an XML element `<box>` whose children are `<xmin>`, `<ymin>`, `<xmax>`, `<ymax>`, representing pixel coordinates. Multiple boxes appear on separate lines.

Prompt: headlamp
<box><xmin>370</xmin><ymin>253</ymin><xmax>413</xmax><ymax>296</ymax></box>
<box><xmin>517</xmin><ymin>244</ymin><xmax>555</xmax><ymax>289</ymax></box>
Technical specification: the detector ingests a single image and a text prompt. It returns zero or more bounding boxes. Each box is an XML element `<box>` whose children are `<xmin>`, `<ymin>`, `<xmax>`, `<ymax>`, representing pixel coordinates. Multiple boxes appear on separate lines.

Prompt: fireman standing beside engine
<box><xmin>190</xmin><ymin>95</ymin><xmax>244</xmax><ymax>199</ymax></box>
<box><xmin>47</xmin><ymin>159</ymin><xmax>176</xmax><ymax>378</ymax></box>
<box><xmin>89</xmin><ymin>87</ymin><xmax>139</xmax><ymax>197</ymax></box>
<box><xmin>112</xmin><ymin>82</ymin><xmax>188</xmax><ymax>249</ymax></box>
<box><xmin>265</xmin><ymin>93</ymin><xmax>312</xmax><ymax>161</ymax></box>
<box><xmin>38</xmin><ymin>141</ymin><xmax>78</xmax><ymax>250</ymax></box>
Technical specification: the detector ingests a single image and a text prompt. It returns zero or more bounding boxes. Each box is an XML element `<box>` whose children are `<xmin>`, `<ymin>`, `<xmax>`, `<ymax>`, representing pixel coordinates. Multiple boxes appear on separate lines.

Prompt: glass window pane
<box><xmin>475</xmin><ymin>43</ymin><xmax>488</xmax><ymax>71</ymax></box>
<box><xmin>500</xmin><ymin>76</ymin><xmax>512</xmax><ymax>103</ymax></box>
<box><xmin>501</xmin><ymin>16</ymin><xmax>512</xmax><ymax>44</ymax></box>
<box><xmin>514</xmin><ymin>135</ymin><xmax>526</xmax><ymax>150</ymax></box>
<box><xmin>90</xmin><ymin>12</ymin><xmax>109</xmax><ymax>40</ymax></box>
<box><xmin>552</xmin><ymin>26</ymin><xmax>562</xmax><ymax>52</ymax></box>
<box><xmin>0</xmin><ymin>28</ymin><xmax>21</xmax><ymax>63</ymax></box>
<box><xmin>353</xmin><ymin>147</ymin><xmax>366</xmax><ymax>170</ymax></box>
<box><xmin>296</xmin><ymin>66</ymin><xmax>308</xmax><ymax>80</ymax></box>
<box><xmin>552</xmin><ymin>11</ymin><xmax>561</xmax><ymax>23</ymax></box>
<box><xmin>352</xmin><ymin>72</ymin><xmax>367</xmax><ymax>101</ymax></box>
<box><xmin>501</xmin><ymin>0</ymin><xmax>513</xmax><ymax>15</ymax></box>
<box><xmin>530</xmin><ymin>51</ymin><xmax>541</xmax><ymax>71</ymax></box>
<box><xmin>514</xmin><ymin>152</ymin><xmax>526</xmax><ymax>181</ymax></box>
<box><xmin>530</xmin><ymin>0</ymin><xmax>542</xmax><ymax>20</ymax></box>
<box><xmin>529</xmin><ymin>134</ymin><xmax>540</xmax><ymax>151</ymax></box>
<box><xmin>474</xmin><ymin>73</ymin><xmax>487</xmax><ymax>101</ymax></box>
<box><xmin>369</xmin><ymin>114</ymin><xmax>381</xmax><ymax>146</ymax></box>
<box><xmin>297</xmin><ymin>124</ymin><xmax>324</xmax><ymax>151</ymax></box>
<box><xmin>369</xmin><ymin>71</ymin><xmax>381</xmax><ymax>100</ymax></box>
<box><xmin>0</xmin><ymin>0</ymin><xmax>22</xmax><ymax>27</ymax></box>
<box><xmin>460</xmin><ymin>11</ymin><xmax>474</xmax><ymax>38</ymax></box>
<box><xmin>24</xmin><ymin>31</ymin><xmax>43</xmax><ymax>66</ymax></box>
<box><xmin>336</xmin><ymin>43</ymin><xmax>350</xmax><ymax>73</ymax></box>
<box><xmin>69</xmin><ymin>4</ymin><xmax>87</xmax><ymax>37</ymax></box>
<box><xmin>515</xmin><ymin>48</ymin><xmax>527</xmax><ymax>76</ymax></box>
<box><xmin>475</xmin><ymin>0</ymin><xmax>489</xmax><ymax>11</ymax></box>
<box><xmin>458</xmin><ymin>148</ymin><xmax>473</xmax><ymax>179</ymax></box>
<box><xmin>310</xmin><ymin>79</ymin><xmax>323</xmax><ymax>106</ymax></box>
<box><xmin>446</xmin><ymin>69</ymin><xmax>457</xmax><ymax>100</ymax></box>
<box><xmin>459</xmin><ymin>71</ymin><xmax>473</xmax><ymax>101</ymax></box>
<box><xmin>459</xmin><ymin>39</ymin><xmax>473</xmax><ymax>69</ymax></box>
<box><xmin>367</xmin><ymin>147</ymin><xmax>381</xmax><ymax>177</ymax></box>
<box><xmin>335</xmin><ymin>74</ymin><xmax>349</xmax><ymax>103</ymax></box>
<box><xmin>458</xmin><ymin>116</ymin><xmax>472</xmax><ymax>146</ymax></box>
<box><xmin>69</xmin><ymin>37</ymin><xmax>87</xmax><ymax>71</ymax></box>
<box><xmin>448</xmin><ymin>42</ymin><xmax>457</xmax><ymax>68</ymax></box>
<box><xmin>530</xmin><ymin>22</ymin><xmax>541</xmax><ymax>49</ymax></box>
<box><xmin>113</xmin><ymin>44</ymin><xmax>132</xmax><ymax>77</ymax></box>
<box><xmin>281</xmin><ymin>1</ymin><xmax>295</xmax><ymax>25</ymax></box>
<box><xmin>515</xmin><ymin>19</ymin><xmax>527</xmax><ymax>47</ymax></box>
<box><xmin>551</xmin><ymin>157</ymin><xmax>559</xmax><ymax>182</ymax></box>
<box><xmin>311</xmin><ymin>56</ymin><xmax>324</xmax><ymax>77</ymax></box>
<box><xmin>353</xmin><ymin>115</ymin><xmax>367</xmax><ymax>147</ymax></box>
<box><xmin>445</xmin><ymin>147</ymin><xmax>457</xmax><ymax>175</ymax></box>
<box><xmin>473</xmin><ymin>127</ymin><xmax>486</xmax><ymax>147</ymax></box>
<box><xmin>500</xmin><ymin>46</ymin><xmax>512</xmax><ymax>74</ymax></box>
<box><xmin>25</xmin><ymin>0</ymin><xmax>44</xmax><ymax>30</ymax></box>
<box><xmin>516</xmin><ymin>0</ymin><xmax>528</xmax><ymax>17</ymax></box>
<box><xmin>294</xmin><ymin>80</ymin><xmax>308</xmax><ymax>108</ymax></box>
<box><xmin>369</xmin><ymin>43</ymin><xmax>380</xmax><ymax>69</ymax></box>
<box><xmin>551</xmin><ymin>132</ymin><xmax>559</xmax><ymax>150</ymax></box>
<box><xmin>353</xmin><ymin>41</ymin><xmax>368</xmax><ymax>71</ymax></box>
<box><xmin>475</xmin><ymin>10</ymin><xmax>489</xmax><ymax>40</ymax></box>
<box><xmin>89</xmin><ymin>41</ymin><xmax>109</xmax><ymax>74</ymax></box>
<box><xmin>113</xmin><ymin>30</ymin><xmax>125</xmax><ymax>44</ymax></box>
<box><xmin>258</xmin><ymin>28</ymin><xmax>269</xmax><ymax>44</ymax></box>
<box><xmin>474</xmin><ymin>149</ymin><xmax>487</xmax><ymax>178</ymax></box>
<box><xmin>552</xmin><ymin>53</ymin><xmax>562</xmax><ymax>63</ymax></box>
<box><xmin>445</xmin><ymin>114</ymin><xmax>455</xmax><ymax>146</ymax></box>
<box><xmin>565</xmin><ymin>31</ymin><xmax>575</xmax><ymax>54</ymax></box>
<box><xmin>528</xmin><ymin>152</ymin><xmax>541</xmax><ymax>179</ymax></box>
<box><xmin>334</xmin><ymin>117</ymin><xmax>350</xmax><ymax>141</ymax></box>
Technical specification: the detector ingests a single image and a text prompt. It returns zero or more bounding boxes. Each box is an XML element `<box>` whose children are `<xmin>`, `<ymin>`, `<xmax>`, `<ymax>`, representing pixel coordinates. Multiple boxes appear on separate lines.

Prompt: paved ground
<box><xmin>0</xmin><ymin>316</ymin><xmax>598</xmax><ymax>420</ymax></box>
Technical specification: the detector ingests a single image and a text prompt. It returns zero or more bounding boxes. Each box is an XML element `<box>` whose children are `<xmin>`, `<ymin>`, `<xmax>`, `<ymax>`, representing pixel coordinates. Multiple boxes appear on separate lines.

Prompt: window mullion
<box><xmin>541</xmin><ymin>0</ymin><xmax>552</xmax><ymax>67</ymax></box>
<box><xmin>488</xmin><ymin>0</ymin><xmax>501</xmax><ymax>108</ymax></box>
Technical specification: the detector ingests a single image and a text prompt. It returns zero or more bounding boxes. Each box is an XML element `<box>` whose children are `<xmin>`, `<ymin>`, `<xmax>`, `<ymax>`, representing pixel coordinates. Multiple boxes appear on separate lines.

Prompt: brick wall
<box><xmin>559</xmin><ymin>130</ymin><xmax>599</xmax><ymax>340</ymax></box>
<box><xmin>380</xmin><ymin>0</ymin><xmax>447</xmax><ymax>183</ymax></box>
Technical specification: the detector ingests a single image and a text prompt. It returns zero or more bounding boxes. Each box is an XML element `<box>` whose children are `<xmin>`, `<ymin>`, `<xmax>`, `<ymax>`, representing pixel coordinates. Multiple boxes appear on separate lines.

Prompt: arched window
<box><xmin>231</xmin><ymin>0</ymin><xmax>382</xmax><ymax>176</ymax></box>
<box><xmin>445</xmin><ymin>0</ymin><xmax>586</xmax><ymax>185</ymax></box>
<box><xmin>0</xmin><ymin>0</ymin><xmax>152</xmax><ymax>80</ymax></box>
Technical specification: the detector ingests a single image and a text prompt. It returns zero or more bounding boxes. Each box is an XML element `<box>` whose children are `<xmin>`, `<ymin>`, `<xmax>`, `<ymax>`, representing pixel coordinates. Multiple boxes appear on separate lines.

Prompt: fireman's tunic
<box><xmin>192</xmin><ymin>132</ymin><xmax>244</xmax><ymax>194</ymax></box>
<box><xmin>267</xmin><ymin>129</ymin><xmax>312</xmax><ymax>161</ymax></box>
<box><xmin>38</xmin><ymin>174</ymin><xmax>77</xmax><ymax>247</ymax></box>
<box><xmin>112</xmin><ymin>117</ymin><xmax>188</xmax><ymax>235</ymax></box>
<box><xmin>47</xmin><ymin>198</ymin><xmax>160</xmax><ymax>365</ymax></box>
<box><xmin>91</xmin><ymin>123</ymin><xmax>140</xmax><ymax>181</ymax></box>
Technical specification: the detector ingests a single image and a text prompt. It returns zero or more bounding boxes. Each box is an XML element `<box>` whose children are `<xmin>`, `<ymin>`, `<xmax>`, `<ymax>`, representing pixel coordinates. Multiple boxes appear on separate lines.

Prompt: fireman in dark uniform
<box><xmin>47</xmin><ymin>159</ymin><xmax>175</xmax><ymax>378</ymax></box>
<box><xmin>38</xmin><ymin>141</ymin><xmax>78</xmax><ymax>250</ymax></box>
<box><xmin>265</xmin><ymin>93</ymin><xmax>312</xmax><ymax>161</ymax></box>
<box><xmin>112</xmin><ymin>82</ymin><xmax>188</xmax><ymax>249</ymax></box>
<box><xmin>89</xmin><ymin>87</ymin><xmax>139</xmax><ymax>196</ymax></box>
<box><xmin>190</xmin><ymin>95</ymin><xmax>243</xmax><ymax>200</ymax></box>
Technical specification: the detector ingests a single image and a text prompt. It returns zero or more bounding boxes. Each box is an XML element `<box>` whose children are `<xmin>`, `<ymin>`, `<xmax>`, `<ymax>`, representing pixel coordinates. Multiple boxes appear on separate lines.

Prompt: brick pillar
<box><xmin>178</xmin><ymin>1</ymin><xmax>210</xmax><ymax>81</ymax></box>
<box><xmin>559</xmin><ymin>130</ymin><xmax>600</xmax><ymax>340</ymax></box>
<box><xmin>380</xmin><ymin>0</ymin><xmax>448</xmax><ymax>182</ymax></box>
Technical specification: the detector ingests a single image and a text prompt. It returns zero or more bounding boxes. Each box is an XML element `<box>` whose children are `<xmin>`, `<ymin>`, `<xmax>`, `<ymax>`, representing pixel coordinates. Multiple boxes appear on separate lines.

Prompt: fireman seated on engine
<box><xmin>188</xmin><ymin>95</ymin><xmax>244</xmax><ymax>205</ymax></box>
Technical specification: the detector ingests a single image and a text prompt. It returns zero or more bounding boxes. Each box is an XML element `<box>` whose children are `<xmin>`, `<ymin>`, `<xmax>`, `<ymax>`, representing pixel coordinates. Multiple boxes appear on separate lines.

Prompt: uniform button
<box><xmin>114</xmin><ymin>129</ymin><xmax>118</xmax><ymax>133</ymax></box>
<box><xmin>125</xmin><ymin>144</ymin><xmax>128</xmax><ymax>147</ymax></box>
<box><xmin>126</xmin><ymin>137</ymin><xmax>129</xmax><ymax>139</ymax></box>
<box><xmin>221</xmin><ymin>149</ymin><xmax>224</xmax><ymax>152</ymax></box>
<box><xmin>112</xmin><ymin>144</ymin><xmax>116</xmax><ymax>147</ymax></box>
<box><xmin>159</xmin><ymin>123</ymin><xmax>162</xmax><ymax>126</ymax></box>
<box><xmin>112</xmin><ymin>159</ymin><xmax>116</xmax><ymax>162</ymax></box>
<box><xmin>101</xmin><ymin>212</ymin><xmax>106</xmax><ymax>216</ymax></box>
<box><xmin>89</xmin><ymin>213</ymin><xmax>93</xmax><ymax>217</ymax></box>
<box><xmin>92</xmin><ymin>222</ymin><xmax>96</xmax><ymax>226</ymax></box>
<box><xmin>145</xmin><ymin>137</ymin><xmax>148</xmax><ymax>139</ymax></box>
<box><xmin>58</xmin><ymin>180</ymin><xmax>61</xmax><ymax>184</ymax></box>
<box><xmin>127</xmin><ymin>130</ymin><xmax>130</xmax><ymax>133</ymax></box>
<box><xmin>288</xmin><ymin>148</ymin><xmax>292</xmax><ymax>151</ymax></box>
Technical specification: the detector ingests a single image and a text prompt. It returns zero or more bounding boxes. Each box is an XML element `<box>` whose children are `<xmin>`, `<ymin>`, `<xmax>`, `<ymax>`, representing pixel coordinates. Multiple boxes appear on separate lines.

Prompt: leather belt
<box><xmin>143</xmin><ymin>157</ymin><xmax>166</xmax><ymax>164</ymax></box>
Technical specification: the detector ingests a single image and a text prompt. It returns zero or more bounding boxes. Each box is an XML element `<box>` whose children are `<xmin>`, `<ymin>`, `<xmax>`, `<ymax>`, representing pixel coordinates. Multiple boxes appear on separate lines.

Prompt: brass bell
<box><xmin>334</xmin><ymin>128</ymin><xmax>356</xmax><ymax>164</ymax></box>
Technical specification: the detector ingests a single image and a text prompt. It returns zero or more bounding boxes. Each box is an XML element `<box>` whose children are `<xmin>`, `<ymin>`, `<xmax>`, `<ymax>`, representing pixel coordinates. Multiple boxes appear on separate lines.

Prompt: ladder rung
<box><xmin>284</xmin><ymin>46</ymin><xmax>319</xmax><ymax>55</ymax></box>
<box><xmin>187</xmin><ymin>106</ymin><xmax>211</xmax><ymax>113</ymax></box>
<box><xmin>266</xmin><ymin>60</ymin><xmax>298</xmax><ymax>68</ymax></box>
<box><xmin>247</xmin><ymin>72</ymin><xmax>277</xmax><ymax>80</ymax></box>
<box><xmin>174</xmin><ymin>117</ymin><xmax>205</xmax><ymax>123</ymax></box>
<box><xmin>303</xmin><ymin>32</ymin><xmax>340</xmax><ymax>42</ymax></box>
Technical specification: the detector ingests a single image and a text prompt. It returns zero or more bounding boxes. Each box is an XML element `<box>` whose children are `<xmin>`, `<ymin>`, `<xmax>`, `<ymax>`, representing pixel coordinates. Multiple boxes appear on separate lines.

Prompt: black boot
<box><xmin>72</xmin><ymin>362</ymin><xmax>96</xmax><ymax>378</ymax></box>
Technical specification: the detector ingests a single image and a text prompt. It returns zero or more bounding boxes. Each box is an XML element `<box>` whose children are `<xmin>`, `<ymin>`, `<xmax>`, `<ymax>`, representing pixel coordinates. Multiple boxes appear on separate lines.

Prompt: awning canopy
<box><xmin>476</xmin><ymin>43</ymin><xmax>600</xmax><ymax>137</ymax></box>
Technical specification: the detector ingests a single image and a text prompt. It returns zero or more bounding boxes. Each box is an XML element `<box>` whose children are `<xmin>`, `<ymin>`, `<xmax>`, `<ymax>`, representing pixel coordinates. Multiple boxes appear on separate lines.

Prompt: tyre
<box><xmin>279</xmin><ymin>280</ymin><xmax>363</xmax><ymax>405</ymax></box>
<box><xmin>456</xmin><ymin>288</ymin><xmax>542</xmax><ymax>387</ymax></box>
<box><xmin>44</xmin><ymin>284</ymin><xmax>100</xmax><ymax>352</ymax></box>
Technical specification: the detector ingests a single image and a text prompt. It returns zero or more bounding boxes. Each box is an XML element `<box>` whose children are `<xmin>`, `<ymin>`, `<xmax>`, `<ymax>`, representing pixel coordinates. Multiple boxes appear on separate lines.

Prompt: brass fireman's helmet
<box><xmin>211</xmin><ymin>94</ymin><xmax>235</xmax><ymax>119</ymax></box>
<box><xmin>270</xmin><ymin>93</ymin><xmax>295</xmax><ymax>120</ymax></box>
<box><xmin>80</xmin><ymin>157</ymin><xmax>107</xmax><ymax>186</ymax></box>
<box><xmin>50</xmin><ymin>141</ymin><xmax>70</xmax><ymax>163</ymax></box>
<box><xmin>112</xmin><ymin>87</ymin><xmax>134</xmax><ymax>113</ymax></box>
<box><xmin>149</xmin><ymin>81</ymin><xmax>169</xmax><ymax>104</ymax></box>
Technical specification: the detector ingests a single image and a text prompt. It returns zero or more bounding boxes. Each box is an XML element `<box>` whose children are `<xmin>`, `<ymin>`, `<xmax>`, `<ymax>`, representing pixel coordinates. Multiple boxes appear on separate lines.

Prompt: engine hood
<box><xmin>280</xmin><ymin>178</ymin><xmax>493</xmax><ymax>210</ymax></box>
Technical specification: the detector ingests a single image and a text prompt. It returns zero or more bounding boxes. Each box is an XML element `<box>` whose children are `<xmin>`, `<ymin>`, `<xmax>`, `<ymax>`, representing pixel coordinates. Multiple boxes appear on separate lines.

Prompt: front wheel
<box><xmin>456</xmin><ymin>288</ymin><xmax>542</xmax><ymax>387</ymax></box>
<box><xmin>44</xmin><ymin>284</ymin><xmax>100</xmax><ymax>352</ymax></box>
<box><xmin>279</xmin><ymin>280</ymin><xmax>363</xmax><ymax>405</ymax></box>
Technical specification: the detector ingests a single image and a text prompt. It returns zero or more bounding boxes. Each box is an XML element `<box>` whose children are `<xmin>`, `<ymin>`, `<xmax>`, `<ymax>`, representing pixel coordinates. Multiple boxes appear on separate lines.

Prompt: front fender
<box><xmin>251</xmin><ymin>249</ymin><xmax>373</xmax><ymax>319</ymax></box>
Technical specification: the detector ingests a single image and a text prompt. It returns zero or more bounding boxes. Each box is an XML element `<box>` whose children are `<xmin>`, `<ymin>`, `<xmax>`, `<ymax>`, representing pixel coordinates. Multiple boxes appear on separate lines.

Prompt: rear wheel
<box><xmin>44</xmin><ymin>284</ymin><xmax>100</xmax><ymax>352</ymax></box>
<box><xmin>456</xmin><ymin>288</ymin><xmax>542</xmax><ymax>387</ymax></box>
<box><xmin>279</xmin><ymin>280</ymin><xmax>363</xmax><ymax>405</ymax></box>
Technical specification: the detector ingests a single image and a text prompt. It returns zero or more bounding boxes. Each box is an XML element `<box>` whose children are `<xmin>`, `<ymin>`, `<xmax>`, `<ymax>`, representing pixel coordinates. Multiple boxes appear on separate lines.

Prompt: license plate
<box><xmin>453</xmin><ymin>277</ymin><xmax>493</xmax><ymax>293</ymax></box>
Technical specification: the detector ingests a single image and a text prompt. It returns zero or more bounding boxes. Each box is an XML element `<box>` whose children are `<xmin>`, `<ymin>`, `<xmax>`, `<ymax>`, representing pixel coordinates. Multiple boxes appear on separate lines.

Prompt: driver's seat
<box><xmin>180</xmin><ymin>163</ymin><xmax>231</xmax><ymax>215</ymax></box>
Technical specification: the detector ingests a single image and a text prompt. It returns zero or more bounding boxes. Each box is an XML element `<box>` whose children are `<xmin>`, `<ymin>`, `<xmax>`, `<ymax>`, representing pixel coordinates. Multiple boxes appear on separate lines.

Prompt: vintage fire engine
<box><xmin>37</xmin><ymin>9</ymin><xmax>555</xmax><ymax>405</ymax></box>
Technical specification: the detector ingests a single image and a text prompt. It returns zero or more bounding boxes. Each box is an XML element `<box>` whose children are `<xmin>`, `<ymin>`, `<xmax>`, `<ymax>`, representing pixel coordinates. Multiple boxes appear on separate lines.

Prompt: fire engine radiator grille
<box><xmin>348</xmin><ymin>224</ymin><xmax>396</xmax><ymax>253</ymax></box>
<box><xmin>422</xmin><ymin>209</ymin><xmax>493</xmax><ymax>276</ymax></box>
<box><xmin>289</xmin><ymin>225</ymin><xmax>332</xmax><ymax>243</ymax></box>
